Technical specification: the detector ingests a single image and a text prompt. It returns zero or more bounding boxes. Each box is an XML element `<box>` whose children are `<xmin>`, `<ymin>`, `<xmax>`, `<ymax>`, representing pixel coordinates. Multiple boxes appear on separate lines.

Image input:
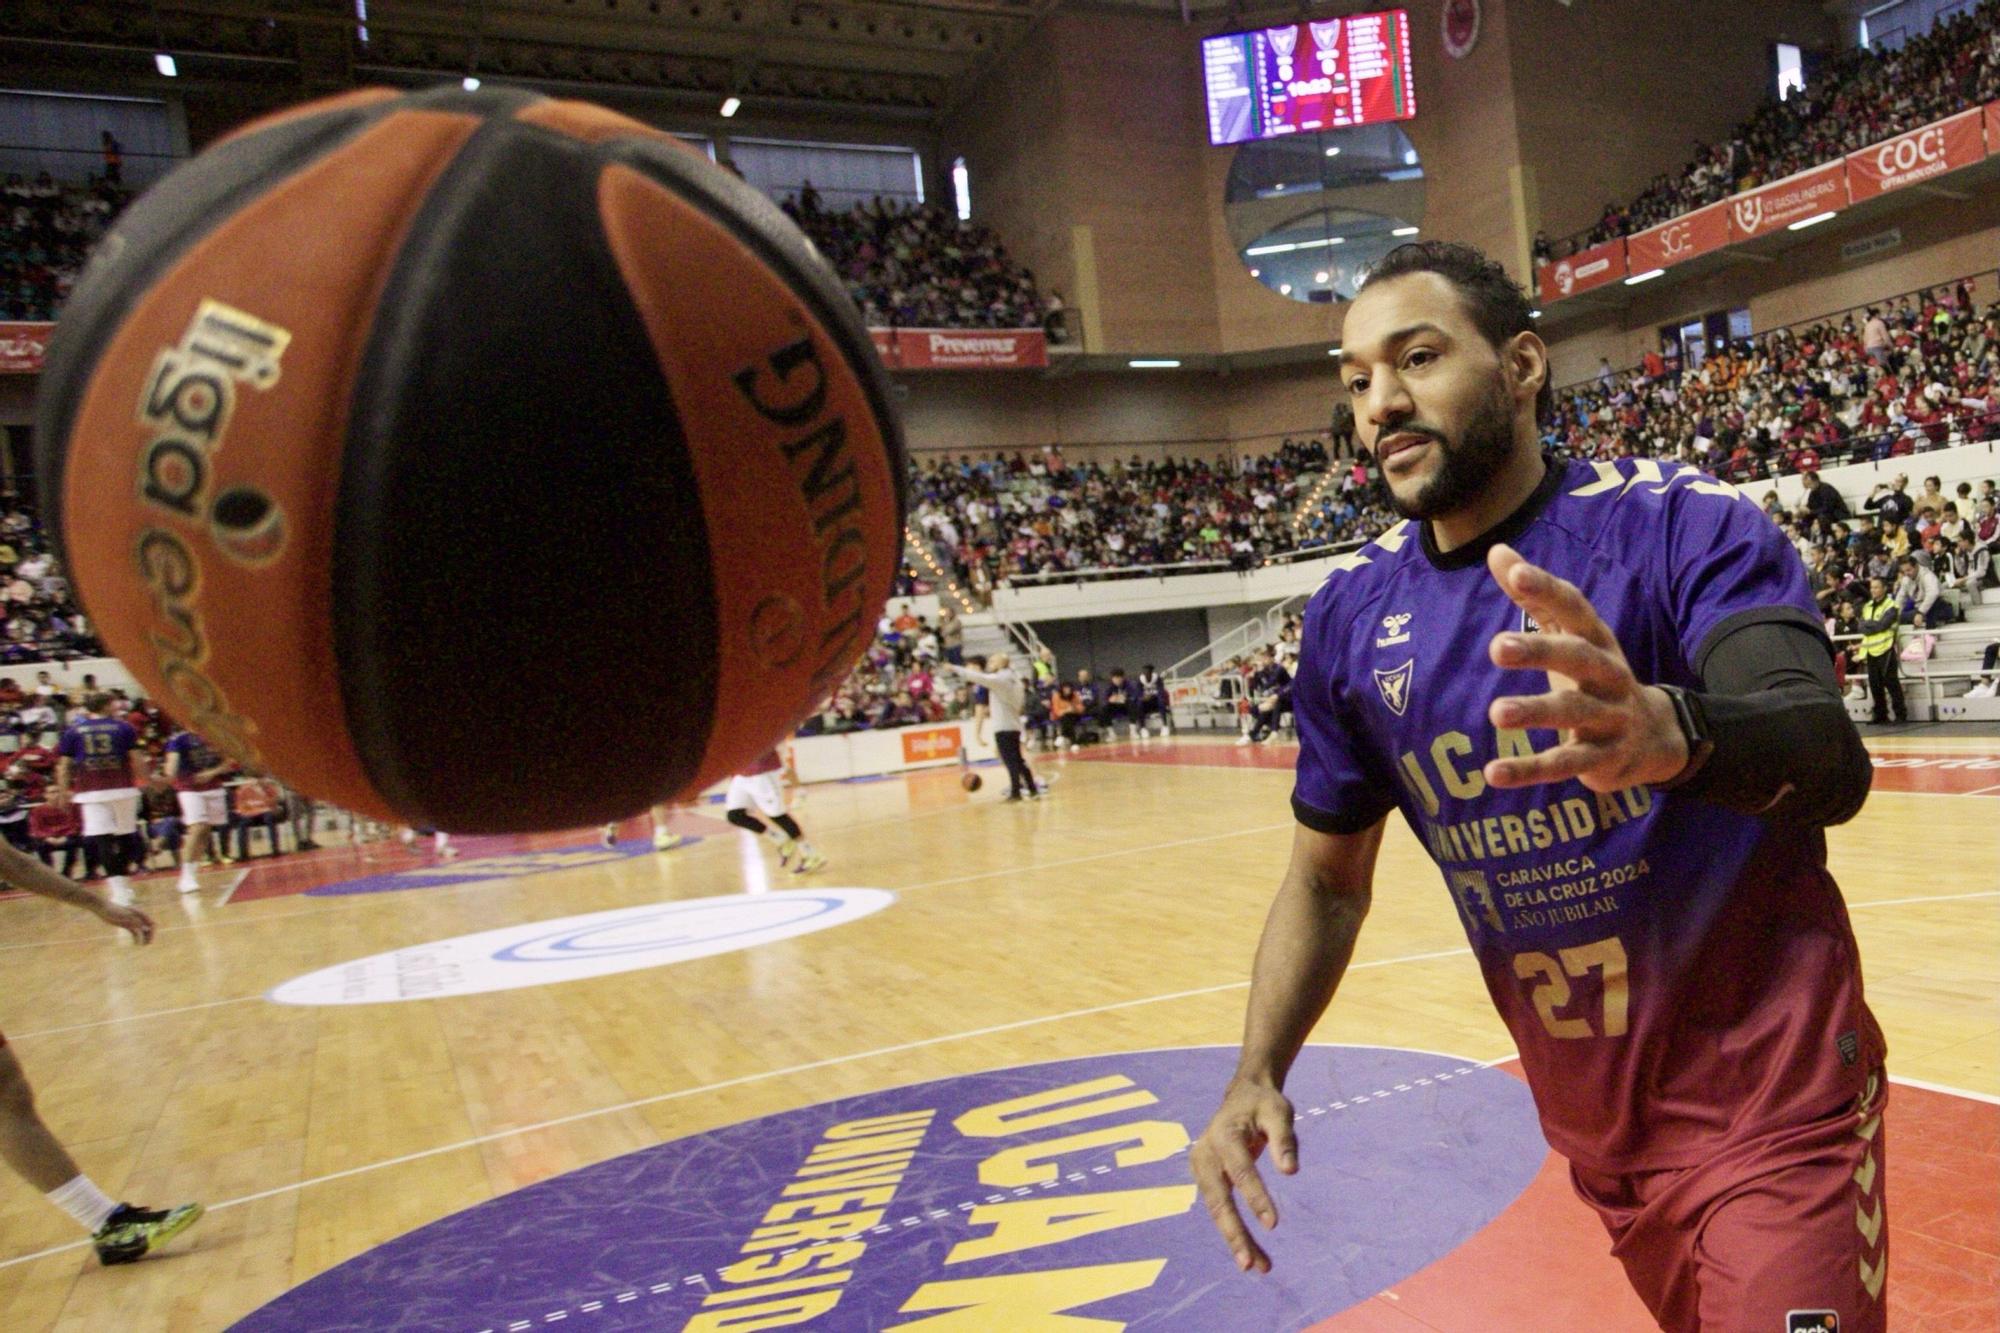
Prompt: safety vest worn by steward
<box><xmin>1860</xmin><ymin>597</ymin><xmax>1898</xmax><ymax>659</ymax></box>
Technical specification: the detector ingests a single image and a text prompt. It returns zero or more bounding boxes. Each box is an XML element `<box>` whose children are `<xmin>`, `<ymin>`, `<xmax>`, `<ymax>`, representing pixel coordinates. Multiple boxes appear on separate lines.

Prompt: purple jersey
<box><xmin>1291</xmin><ymin>457</ymin><xmax>1881</xmax><ymax>1172</ymax></box>
<box><xmin>165</xmin><ymin>731</ymin><xmax>227</xmax><ymax>791</ymax></box>
<box><xmin>57</xmin><ymin>716</ymin><xmax>140</xmax><ymax>794</ymax></box>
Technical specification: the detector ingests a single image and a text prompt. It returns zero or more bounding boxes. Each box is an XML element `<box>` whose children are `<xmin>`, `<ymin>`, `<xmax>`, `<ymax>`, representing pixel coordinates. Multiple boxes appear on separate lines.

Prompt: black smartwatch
<box><xmin>1651</xmin><ymin>684</ymin><xmax>1715</xmax><ymax>792</ymax></box>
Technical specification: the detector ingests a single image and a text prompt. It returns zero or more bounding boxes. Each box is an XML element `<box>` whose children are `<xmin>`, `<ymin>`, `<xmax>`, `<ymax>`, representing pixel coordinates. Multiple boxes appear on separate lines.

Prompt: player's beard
<box><xmin>1382</xmin><ymin>377</ymin><xmax>1517</xmax><ymax>521</ymax></box>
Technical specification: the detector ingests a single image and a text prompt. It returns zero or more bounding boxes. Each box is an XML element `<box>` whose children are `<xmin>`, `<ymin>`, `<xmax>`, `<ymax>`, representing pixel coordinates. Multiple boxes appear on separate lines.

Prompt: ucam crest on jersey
<box><xmin>1375</xmin><ymin>659</ymin><xmax>1415</xmax><ymax>715</ymax></box>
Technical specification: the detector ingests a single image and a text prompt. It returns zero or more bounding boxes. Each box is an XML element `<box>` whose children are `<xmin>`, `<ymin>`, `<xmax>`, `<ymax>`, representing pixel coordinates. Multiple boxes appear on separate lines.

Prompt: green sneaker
<box><xmin>93</xmin><ymin>1201</ymin><xmax>204</xmax><ymax>1265</ymax></box>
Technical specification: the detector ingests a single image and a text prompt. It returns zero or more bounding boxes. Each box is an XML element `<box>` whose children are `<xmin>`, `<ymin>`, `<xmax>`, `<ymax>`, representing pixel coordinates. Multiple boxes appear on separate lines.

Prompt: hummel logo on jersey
<box><xmin>1376</xmin><ymin>613</ymin><xmax>1413</xmax><ymax>647</ymax></box>
<box><xmin>1374</xmin><ymin>660</ymin><xmax>1414</xmax><ymax>715</ymax></box>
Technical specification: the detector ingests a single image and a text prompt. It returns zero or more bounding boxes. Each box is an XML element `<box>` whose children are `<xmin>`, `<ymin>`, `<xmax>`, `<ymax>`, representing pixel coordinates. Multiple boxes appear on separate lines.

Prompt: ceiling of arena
<box><xmin>0</xmin><ymin>0</ymin><xmax>1288</xmax><ymax>122</ymax></box>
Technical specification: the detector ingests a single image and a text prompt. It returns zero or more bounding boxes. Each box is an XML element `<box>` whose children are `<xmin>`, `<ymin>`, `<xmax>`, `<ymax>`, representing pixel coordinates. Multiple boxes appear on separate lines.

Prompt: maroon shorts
<box><xmin>1570</xmin><ymin>1071</ymin><xmax>1888</xmax><ymax>1333</ymax></box>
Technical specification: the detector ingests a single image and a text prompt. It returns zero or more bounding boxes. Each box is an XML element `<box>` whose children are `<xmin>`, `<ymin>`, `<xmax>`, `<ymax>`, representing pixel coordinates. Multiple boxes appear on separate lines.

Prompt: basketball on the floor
<box><xmin>961</xmin><ymin>771</ymin><xmax>982</xmax><ymax>791</ymax></box>
<box><xmin>34</xmin><ymin>85</ymin><xmax>906</xmax><ymax>834</ymax></box>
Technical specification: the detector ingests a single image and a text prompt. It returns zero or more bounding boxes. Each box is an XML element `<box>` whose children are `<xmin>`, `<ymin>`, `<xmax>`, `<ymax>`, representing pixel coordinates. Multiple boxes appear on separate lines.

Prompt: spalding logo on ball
<box><xmin>34</xmin><ymin>86</ymin><xmax>906</xmax><ymax>833</ymax></box>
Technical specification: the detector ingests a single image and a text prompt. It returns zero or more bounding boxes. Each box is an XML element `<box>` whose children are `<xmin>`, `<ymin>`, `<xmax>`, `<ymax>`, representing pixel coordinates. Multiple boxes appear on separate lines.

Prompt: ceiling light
<box><xmin>1327</xmin><ymin>347</ymin><xmax>1342</xmax><ymax>356</ymax></box>
<box><xmin>1129</xmin><ymin>359</ymin><xmax>1181</xmax><ymax>368</ymax></box>
<box><xmin>462</xmin><ymin>75</ymin><xmax>481</xmax><ymax>91</ymax></box>
<box><xmin>1279</xmin><ymin>283</ymin><xmax>1293</xmax><ymax>295</ymax></box>
<box><xmin>1403</xmin><ymin>149</ymin><xmax>1418</xmax><ymax>165</ymax></box>
<box><xmin>1392</xmin><ymin>225</ymin><xmax>1420</xmax><ymax>237</ymax></box>
<box><xmin>1248</xmin><ymin>268</ymin><xmax>1260</xmax><ymax>278</ymax></box>
<box><xmin>1530</xmin><ymin>309</ymin><xmax>1542</xmax><ymax>318</ymax></box>
<box><xmin>1245</xmin><ymin>241</ymin><xmax>1301</xmax><ymax>256</ymax></box>
<box><xmin>1315</xmin><ymin>271</ymin><xmax>1330</xmax><ymax>283</ymax></box>
<box><xmin>155</xmin><ymin>53</ymin><xmax>178</xmax><ymax>77</ymax></box>
<box><xmin>1324</xmin><ymin>146</ymin><xmax>1341</xmax><ymax>157</ymax></box>
<box><xmin>720</xmin><ymin>96</ymin><xmax>741</xmax><ymax>118</ymax></box>
<box><xmin>1624</xmin><ymin>268</ymin><xmax>1665</xmax><ymax>285</ymax></box>
<box><xmin>1787</xmin><ymin>210</ymin><xmax>1838</xmax><ymax>231</ymax></box>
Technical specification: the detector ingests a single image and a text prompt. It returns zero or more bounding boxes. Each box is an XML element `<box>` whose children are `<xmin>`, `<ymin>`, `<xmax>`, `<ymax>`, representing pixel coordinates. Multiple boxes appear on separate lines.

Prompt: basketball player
<box><xmin>600</xmin><ymin>804</ymin><xmax>690</xmax><ymax>852</ymax></box>
<box><xmin>725</xmin><ymin>749</ymin><xmax>823</xmax><ymax>873</ymax></box>
<box><xmin>0</xmin><ymin>840</ymin><xmax>203</xmax><ymax>1263</ymax></box>
<box><xmin>162</xmin><ymin>725</ymin><xmax>235</xmax><ymax>894</ymax></box>
<box><xmin>1191</xmin><ymin>242</ymin><xmax>1885</xmax><ymax>1331</ymax></box>
<box><xmin>51</xmin><ymin>693</ymin><xmax>145</xmax><ymax>908</ymax></box>
<box><xmin>943</xmin><ymin>654</ymin><xmax>1039</xmax><ymax>800</ymax></box>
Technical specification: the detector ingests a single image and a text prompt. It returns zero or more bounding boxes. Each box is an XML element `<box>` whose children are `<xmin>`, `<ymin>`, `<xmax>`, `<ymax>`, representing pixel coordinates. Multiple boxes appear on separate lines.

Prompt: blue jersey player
<box><xmin>1190</xmin><ymin>242</ymin><xmax>1883</xmax><ymax>1331</ymax></box>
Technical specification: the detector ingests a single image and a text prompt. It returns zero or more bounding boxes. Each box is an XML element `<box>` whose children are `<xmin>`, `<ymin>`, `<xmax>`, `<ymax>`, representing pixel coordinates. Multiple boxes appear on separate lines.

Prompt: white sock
<box><xmin>47</xmin><ymin>1174</ymin><xmax>119</xmax><ymax>1233</ymax></box>
<box><xmin>763</xmin><ymin>827</ymin><xmax>792</xmax><ymax>846</ymax></box>
<box><xmin>433</xmin><ymin>831</ymin><xmax>450</xmax><ymax>851</ymax></box>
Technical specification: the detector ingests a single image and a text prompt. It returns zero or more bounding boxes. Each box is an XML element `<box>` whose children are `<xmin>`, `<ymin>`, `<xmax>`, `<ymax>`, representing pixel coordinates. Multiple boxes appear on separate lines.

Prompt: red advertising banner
<box><xmin>0</xmin><ymin>322</ymin><xmax>52</xmax><ymax>374</ymax></box>
<box><xmin>868</xmin><ymin>328</ymin><xmax>897</xmax><ymax>364</ymax></box>
<box><xmin>1846</xmin><ymin>108</ymin><xmax>1985</xmax><ymax>201</ymax></box>
<box><xmin>1536</xmin><ymin>239</ymin><xmax>1627</xmax><ymax>306</ymax></box>
<box><xmin>1987</xmin><ymin>99</ymin><xmax>2000</xmax><ymax>158</ymax></box>
<box><xmin>1625</xmin><ymin>201</ymin><xmax>1730</xmax><ymax>272</ymax></box>
<box><xmin>1726</xmin><ymin>160</ymin><xmax>1848</xmax><ymax>241</ymax></box>
<box><xmin>889</xmin><ymin>327</ymin><xmax>1048</xmax><ymax>371</ymax></box>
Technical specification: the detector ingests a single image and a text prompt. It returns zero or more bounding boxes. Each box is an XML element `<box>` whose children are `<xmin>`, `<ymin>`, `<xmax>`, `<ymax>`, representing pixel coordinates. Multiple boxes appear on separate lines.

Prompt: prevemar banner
<box><xmin>890</xmin><ymin>327</ymin><xmax>1049</xmax><ymax>370</ymax></box>
<box><xmin>1625</xmin><ymin>201</ymin><xmax>1730</xmax><ymax>272</ymax></box>
<box><xmin>0</xmin><ymin>322</ymin><xmax>52</xmax><ymax>374</ymax></box>
<box><xmin>1535</xmin><ymin>238</ymin><xmax>1627</xmax><ymax>306</ymax></box>
<box><xmin>1726</xmin><ymin>159</ymin><xmax>1849</xmax><ymax>241</ymax></box>
<box><xmin>1845</xmin><ymin>108</ymin><xmax>1985</xmax><ymax>201</ymax></box>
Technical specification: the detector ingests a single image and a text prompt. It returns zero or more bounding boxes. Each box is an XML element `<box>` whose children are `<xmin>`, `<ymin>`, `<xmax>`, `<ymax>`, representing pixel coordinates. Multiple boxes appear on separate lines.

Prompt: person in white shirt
<box><xmin>942</xmin><ymin>653</ymin><xmax>1039</xmax><ymax>801</ymax></box>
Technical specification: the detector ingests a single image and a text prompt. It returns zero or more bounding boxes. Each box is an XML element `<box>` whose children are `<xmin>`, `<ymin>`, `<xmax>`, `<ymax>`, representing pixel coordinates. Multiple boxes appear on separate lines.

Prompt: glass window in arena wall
<box><xmin>1227</xmin><ymin>123</ymin><xmax>1424</xmax><ymax>305</ymax></box>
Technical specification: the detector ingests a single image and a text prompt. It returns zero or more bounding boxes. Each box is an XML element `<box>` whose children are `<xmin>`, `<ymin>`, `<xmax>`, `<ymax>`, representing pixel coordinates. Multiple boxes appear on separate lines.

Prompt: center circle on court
<box><xmin>266</xmin><ymin>889</ymin><xmax>895</xmax><ymax>1005</ymax></box>
<box><xmin>235</xmin><ymin>1045</ymin><xmax>1546</xmax><ymax>1331</ymax></box>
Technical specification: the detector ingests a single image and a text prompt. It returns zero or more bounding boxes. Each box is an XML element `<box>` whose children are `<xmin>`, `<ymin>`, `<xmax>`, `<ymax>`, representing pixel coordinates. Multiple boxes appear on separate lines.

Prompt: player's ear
<box><xmin>1505</xmin><ymin>331</ymin><xmax>1548</xmax><ymax>416</ymax></box>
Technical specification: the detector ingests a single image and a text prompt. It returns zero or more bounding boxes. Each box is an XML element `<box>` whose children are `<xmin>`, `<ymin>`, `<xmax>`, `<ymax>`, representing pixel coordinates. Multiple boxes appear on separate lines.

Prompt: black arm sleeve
<box><xmin>1671</xmin><ymin>619</ymin><xmax>1873</xmax><ymax>827</ymax></box>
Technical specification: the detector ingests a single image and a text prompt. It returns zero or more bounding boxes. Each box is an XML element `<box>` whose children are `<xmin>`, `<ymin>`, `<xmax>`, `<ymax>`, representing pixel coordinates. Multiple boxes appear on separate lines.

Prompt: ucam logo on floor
<box><xmin>235</xmin><ymin>1046</ymin><xmax>1546</xmax><ymax>1331</ymax></box>
<box><xmin>267</xmin><ymin>889</ymin><xmax>895</xmax><ymax>1005</ymax></box>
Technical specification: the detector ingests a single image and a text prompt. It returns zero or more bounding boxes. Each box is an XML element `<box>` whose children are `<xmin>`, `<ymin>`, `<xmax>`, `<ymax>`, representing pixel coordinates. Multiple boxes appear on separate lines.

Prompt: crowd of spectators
<box><xmin>781</xmin><ymin>184</ymin><xmax>1049</xmax><ymax>330</ymax></box>
<box><xmin>904</xmin><ymin>438</ymin><xmax>1389</xmax><ymax>596</ymax></box>
<box><xmin>1546</xmin><ymin>284</ymin><xmax>2000</xmax><ymax>481</ymax></box>
<box><xmin>0</xmin><ymin>171</ymin><xmax>128</xmax><ymax>322</ymax></box>
<box><xmin>1537</xmin><ymin>1</ymin><xmax>2000</xmax><ymax>261</ymax></box>
<box><xmin>0</xmin><ymin>507</ymin><xmax>100</xmax><ymax>661</ymax></box>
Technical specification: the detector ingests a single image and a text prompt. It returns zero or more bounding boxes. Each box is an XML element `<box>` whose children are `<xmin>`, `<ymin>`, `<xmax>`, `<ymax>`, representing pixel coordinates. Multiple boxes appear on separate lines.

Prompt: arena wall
<box><xmin>1506</xmin><ymin>0</ymin><xmax>1837</xmax><ymax>243</ymax></box>
<box><xmin>1544</xmin><ymin>205</ymin><xmax>2000</xmax><ymax>387</ymax></box>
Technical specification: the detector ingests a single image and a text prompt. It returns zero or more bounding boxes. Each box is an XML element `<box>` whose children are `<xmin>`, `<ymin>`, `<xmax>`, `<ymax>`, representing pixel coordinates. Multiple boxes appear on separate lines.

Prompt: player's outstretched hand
<box><xmin>1483</xmin><ymin>543</ymin><xmax>1689</xmax><ymax>793</ymax></box>
<box><xmin>97</xmin><ymin>901</ymin><xmax>156</xmax><ymax>945</ymax></box>
<box><xmin>1189</xmin><ymin>1077</ymin><xmax>1297</xmax><ymax>1275</ymax></box>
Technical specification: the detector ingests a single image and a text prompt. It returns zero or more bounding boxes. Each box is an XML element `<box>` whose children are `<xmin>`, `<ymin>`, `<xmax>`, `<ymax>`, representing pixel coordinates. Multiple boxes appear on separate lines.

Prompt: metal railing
<box><xmin>1164</xmin><ymin>590</ymin><xmax>1311</xmax><ymax>687</ymax></box>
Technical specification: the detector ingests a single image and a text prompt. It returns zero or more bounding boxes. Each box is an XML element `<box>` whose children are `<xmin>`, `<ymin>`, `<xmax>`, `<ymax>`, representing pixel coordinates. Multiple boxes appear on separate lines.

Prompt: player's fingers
<box><xmin>1216</xmin><ymin>1135</ymin><xmax>1279</xmax><ymax>1230</ymax></box>
<box><xmin>1257</xmin><ymin>1101</ymin><xmax>1300</xmax><ymax>1177</ymax></box>
<box><xmin>1489</xmin><ymin>631</ymin><xmax>1629</xmax><ymax>695</ymax></box>
<box><xmin>1190</xmin><ymin>1143</ymin><xmax>1269</xmax><ymax>1271</ymax></box>
<box><xmin>1490</xmin><ymin>689</ymin><xmax>1621</xmax><ymax>736</ymax></box>
<box><xmin>1483</xmin><ymin>741</ymin><xmax>1611</xmax><ymax>790</ymax></box>
<box><xmin>1489</xmin><ymin>545</ymin><xmax>1620</xmax><ymax>651</ymax></box>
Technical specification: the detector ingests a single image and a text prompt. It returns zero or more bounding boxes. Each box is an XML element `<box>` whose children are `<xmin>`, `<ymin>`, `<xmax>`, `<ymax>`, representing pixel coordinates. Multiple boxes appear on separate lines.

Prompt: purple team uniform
<box><xmin>1290</xmin><ymin>457</ymin><xmax>1887</xmax><ymax>1329</ymax></box>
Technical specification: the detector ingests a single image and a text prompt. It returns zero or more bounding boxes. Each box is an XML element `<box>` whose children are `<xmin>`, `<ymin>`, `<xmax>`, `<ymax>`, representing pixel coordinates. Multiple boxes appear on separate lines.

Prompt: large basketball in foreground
<box><xmin>34</xmin><ymin>86</ymin><xmax>906</xmax><ymax>832</ymax></box>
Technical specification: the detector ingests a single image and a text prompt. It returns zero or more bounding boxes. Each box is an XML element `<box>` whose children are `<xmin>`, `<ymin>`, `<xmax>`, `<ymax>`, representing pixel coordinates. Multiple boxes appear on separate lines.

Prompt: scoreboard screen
<box><xmin>1202</xmin><ymin>10</ymin><xmax>1416</xmax><ymax>147</ymax></box>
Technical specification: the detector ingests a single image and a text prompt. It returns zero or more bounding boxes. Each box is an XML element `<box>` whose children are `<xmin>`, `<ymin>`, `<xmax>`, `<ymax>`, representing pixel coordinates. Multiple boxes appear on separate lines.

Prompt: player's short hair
<box><xmin>1361</xmin><ymin>240</ymin><xmax>1552</xmax><ymax>425</ymax></box>
<box><xmin>83</xmin><ymin>691</ymin><xmax>111</xmax><ymax>713</ymax></box>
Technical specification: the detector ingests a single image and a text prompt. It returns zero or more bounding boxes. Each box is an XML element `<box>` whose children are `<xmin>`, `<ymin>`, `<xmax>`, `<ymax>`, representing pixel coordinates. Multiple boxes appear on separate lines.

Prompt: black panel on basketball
<box><xmin>336</xmin><ymin>117</ymin><xmax>720</xmax><ymax>832</ymax></box>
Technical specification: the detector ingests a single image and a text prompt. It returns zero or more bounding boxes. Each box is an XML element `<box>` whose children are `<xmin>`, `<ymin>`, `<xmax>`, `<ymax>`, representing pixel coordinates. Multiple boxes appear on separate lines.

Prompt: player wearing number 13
<box><xmin>1190</xmin><ymin>243</ymin><xmax>1886</xmax><ymax>1332</ymax></box>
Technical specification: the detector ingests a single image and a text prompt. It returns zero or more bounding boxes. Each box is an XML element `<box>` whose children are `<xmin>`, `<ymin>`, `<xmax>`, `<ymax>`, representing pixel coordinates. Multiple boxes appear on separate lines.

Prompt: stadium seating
<box><xmin>1548</xmin><ymin>285</ymin><xmax>2000</xmax><ymax>480</ymax></box>
<box><xmin>1536</xmin><ymin>1</ymin><xmax>2000</xmax><ymax>260</ymax></box>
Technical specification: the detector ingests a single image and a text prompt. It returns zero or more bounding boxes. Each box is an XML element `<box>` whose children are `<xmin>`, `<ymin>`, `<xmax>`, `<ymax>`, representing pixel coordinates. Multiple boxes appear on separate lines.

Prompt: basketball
<box><xmin>31</xmin><ymin>85</ymin><xmax>906</xmax><ymax>834</ymax></box>
<box><xmin>960</xmin><ymin>770</ymin><xmax>982</xmax><ymax>792</ymax></box>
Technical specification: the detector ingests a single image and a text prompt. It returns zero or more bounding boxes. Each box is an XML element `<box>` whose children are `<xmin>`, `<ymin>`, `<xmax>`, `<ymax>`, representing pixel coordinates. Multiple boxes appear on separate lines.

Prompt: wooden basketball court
<box><xmin>0</xmin><ymin>732</ymin><xmax>1993</xmax><ymax>1329</ymax></box>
